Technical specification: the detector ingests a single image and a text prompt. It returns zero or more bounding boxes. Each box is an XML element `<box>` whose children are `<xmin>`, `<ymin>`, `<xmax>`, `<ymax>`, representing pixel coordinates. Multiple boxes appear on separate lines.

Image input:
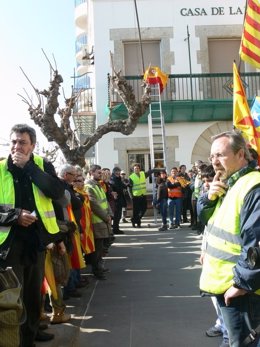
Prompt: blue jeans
<box><xmin>217</xmin><ymin>294</ymin><xmax>260</xmax><ymax>347</ymax></box>
<box><xmin>159</xmin><ymin>198</ymin><xmax>168</xmax><ymax>225</ymax></box>
<box><xmin>211</xmin><ymin>296</ymin><xmax>229</xmax><ymax>339</ymax></box>
<box><xmin>63</xmin><ymin>269</ymin><xmax>78</xmax><ymax>293</ymax></box>
<box><xmin>168</xmin><ymin>198</ymin><xmax>182</xmax><ymax>226</ymax></box>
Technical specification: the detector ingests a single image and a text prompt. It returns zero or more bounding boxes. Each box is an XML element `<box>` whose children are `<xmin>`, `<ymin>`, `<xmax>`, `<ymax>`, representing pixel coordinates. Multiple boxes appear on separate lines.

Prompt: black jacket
<box><xmin>0</xmin><ymin>154</ymin><xmax>64</xmax><ymax>257</ymax></box>
<box><xmin>109</xmin><ymin>174</ymin><xmax>127</xmax><ymax>207</ymax></box>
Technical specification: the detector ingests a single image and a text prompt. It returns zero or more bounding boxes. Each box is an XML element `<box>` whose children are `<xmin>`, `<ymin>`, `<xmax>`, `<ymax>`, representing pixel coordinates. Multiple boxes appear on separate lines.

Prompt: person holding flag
<box><xmin>57</xmin><ymin>164</ymin><xmax>86</xmax><ymax>300</ymax></box>
<box><xmin>73</xmin><ymin>175</ymin><xmax>95</xmax><ymax>258</ymax></box>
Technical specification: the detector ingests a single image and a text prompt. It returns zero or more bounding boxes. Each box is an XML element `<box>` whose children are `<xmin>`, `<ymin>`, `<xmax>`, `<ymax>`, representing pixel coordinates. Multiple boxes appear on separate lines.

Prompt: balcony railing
<box><xmin>73</xmin><ymin>87</ymin><xmax>94</xmax><ymax>115</ymax></box>
<box><xmin>75</xmin><ymin>34</ymin><xmax>87</xmax><ymax>54</ymax></box>
<box><xmin>108</xmin><ymin>72</ymin><xmax>260</xmax><ymax>105</ymax></box>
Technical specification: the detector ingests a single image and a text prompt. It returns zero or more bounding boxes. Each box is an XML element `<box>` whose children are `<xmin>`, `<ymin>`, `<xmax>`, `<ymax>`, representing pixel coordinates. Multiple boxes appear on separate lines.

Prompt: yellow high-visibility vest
<box><xmin>0</xmin><ymin>155</ymin><xmax>59</xmax><ymax>245</ymax></box>
<box><xmin>86</xmin><ymin>183</ymin><xmax>109</xmax><ymax>224</ymax></box>
<box><xmin>129</xmin><ymin>172</ymin><xmax>146</xmax><ymax>196</ymax></box>
<box><xmin>200</xmin><ymin>171</ymin><xmax>260</xmax><ymax>295</ymax></box>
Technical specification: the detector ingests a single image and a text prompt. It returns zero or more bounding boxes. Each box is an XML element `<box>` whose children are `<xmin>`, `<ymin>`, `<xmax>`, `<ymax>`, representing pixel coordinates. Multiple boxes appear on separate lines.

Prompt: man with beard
<box><xmin>85</xmin><ymin>165</ymin><xmax>112</xmax><ymax>280</ymax></box>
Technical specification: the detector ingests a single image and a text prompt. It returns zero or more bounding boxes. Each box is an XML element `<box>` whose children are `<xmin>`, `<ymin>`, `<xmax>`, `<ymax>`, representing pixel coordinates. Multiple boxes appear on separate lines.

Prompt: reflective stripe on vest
<box><xmin>200</xmin><ymin>171</ymin><xmax>260</xmax><ymax>294</ymax></box>
<box><xmin>0</xmin><ymin>155</ymin><xmax>59</xmax><ymax>245</ymax></box>
<box><xmin>129</xmin><ymin>172</ymin><xmax>146</xmax><ymax>196</ymax></box>
<box><xmin>86</xmin><ymin>184</ymin><xmax>108</xmax><ymax>224</ymax></box>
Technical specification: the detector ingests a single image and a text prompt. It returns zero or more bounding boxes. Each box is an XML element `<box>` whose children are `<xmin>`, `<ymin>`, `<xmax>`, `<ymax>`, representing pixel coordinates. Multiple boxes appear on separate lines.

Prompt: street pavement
<box><xmin>36</xmin><ymin>217</ymin><xmax>224</xmax><ymax>347</ymax></box>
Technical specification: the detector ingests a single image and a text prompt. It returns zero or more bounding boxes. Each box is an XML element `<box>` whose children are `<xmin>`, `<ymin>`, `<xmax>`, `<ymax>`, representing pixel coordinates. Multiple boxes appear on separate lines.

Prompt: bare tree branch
<box><xmin>20</xmin><ymin>52</ymin><xmax>151</xmax><ymax>167</ymax></box>
<box><xmin>41</xmin><ymin>48</ymin><xmax>56</xmax><ymax>73</ymax></box>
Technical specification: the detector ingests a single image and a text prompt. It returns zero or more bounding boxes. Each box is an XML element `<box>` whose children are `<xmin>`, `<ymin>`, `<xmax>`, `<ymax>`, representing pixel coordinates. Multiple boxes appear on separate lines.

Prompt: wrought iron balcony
<box><xmin>109</xmin><ymin>72</ymin><xmax>260</xmax><ymax>103</ymax></box>
<box><xmin>108</xmin><ymin>72</ymin><xmax>260</xmax><ymax>123</ymax></box>
<box><xmin>72</xmin><ymin>87</ymin><xmax>95</xmax><ymax>138</ymax></box>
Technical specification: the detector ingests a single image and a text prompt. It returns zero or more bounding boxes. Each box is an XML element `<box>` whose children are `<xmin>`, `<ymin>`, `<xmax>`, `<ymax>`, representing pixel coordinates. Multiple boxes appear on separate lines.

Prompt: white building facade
<box><xmin>74</xmin><ymin>0</ymin><xmax>256</xmax><ymax>179</ymax></box>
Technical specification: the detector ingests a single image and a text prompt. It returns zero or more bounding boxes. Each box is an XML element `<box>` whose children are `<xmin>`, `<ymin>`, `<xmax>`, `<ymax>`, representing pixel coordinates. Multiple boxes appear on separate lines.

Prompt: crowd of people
<box><xmin>0</xmin><ymin>124</ymin><xmax>157</xmax><ymax>346</ymax></box>
<box><xmin>0</xmin><ymin>124</ymin><xmax>260</xmax><ymax>347</ymax></box>
<box><xmin>155</xmin><ymin>161</ymin><xmax>209</xmax><ymax>233</ymax></box>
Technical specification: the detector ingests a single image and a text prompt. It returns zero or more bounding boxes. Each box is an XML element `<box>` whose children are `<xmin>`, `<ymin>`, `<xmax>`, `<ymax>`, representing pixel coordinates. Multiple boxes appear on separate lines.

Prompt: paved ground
<box><xmin>36</xmin><ymin>218</ymin><xmax>224</xmax><ymax>347</ymax></box>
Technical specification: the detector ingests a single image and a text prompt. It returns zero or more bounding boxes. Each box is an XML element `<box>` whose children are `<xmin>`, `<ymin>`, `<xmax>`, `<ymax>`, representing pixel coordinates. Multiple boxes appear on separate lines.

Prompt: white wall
<box><xmin>88</xmin><ymin>0</ymin><xmax>245</xmax><ymax>167</ymax></box>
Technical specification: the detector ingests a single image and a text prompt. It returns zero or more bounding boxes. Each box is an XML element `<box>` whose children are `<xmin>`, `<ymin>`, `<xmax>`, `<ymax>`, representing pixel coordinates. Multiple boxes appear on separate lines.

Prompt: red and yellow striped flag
<box><xmin>75</xmin><ymin>188</ymin><xmax>95</xmax><ymax>255</ymax></box>
<box><xmin>240</xmin><ymin>0</ymin><xmax>260</xmax><ymax>68</ymax></box>
<box><xmin>143</xmin><ymin>66</ymin><xmax>168</xmax><ymax>93</ymax></box>
<box><xmin>44</xmin><ymin>250</ymin><xmax>58</xmax><ymax>300</ymax></box>
<box><xmin>67</xmin><ymin>205</ymin><xmax>86</xmax><ymax>270</ymax></box>
<box><xmin>233</xmin><ymin>62</ymin><xmax>260</xmax><ymax>155</ymax></box>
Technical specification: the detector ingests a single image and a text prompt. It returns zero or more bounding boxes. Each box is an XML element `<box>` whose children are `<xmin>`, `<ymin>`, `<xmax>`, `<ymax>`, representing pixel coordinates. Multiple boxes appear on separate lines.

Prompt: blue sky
<box><xmin>0</xmin><ymin>0</ymin><xmax>76</xmax><ymax>149</ymax></box>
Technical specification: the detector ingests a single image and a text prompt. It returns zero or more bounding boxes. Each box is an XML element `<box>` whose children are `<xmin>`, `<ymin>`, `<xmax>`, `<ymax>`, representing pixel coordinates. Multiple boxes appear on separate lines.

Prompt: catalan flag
<box><xmin>240</xmin><ymin>0</ymin><xmax>260</xmax><ymax>68</ymax></box>
<box><xmin>233</xmin><ymin>62</ymin><xmax>260</xmax><ymax>157</ymax></box>
<box><xmin>75</xmin><ymin>188</ymin><xmax>95</xmax><ymax>255</ymax></box>
<box><xmin>250</xmin><ymin>95</ymin><xmax>260</xmax><ymax>150</ymax></box>
<box><xmin>143</xmin><ymin>66</ymin><xmax>168</xmax><ymax>93</ymax></box>
<box><xmin>251</xmin><ymin>95</ymin><xmax>260</xmax><ymax>127</ymax></box>
<box><xmin>67</xmin><ymin>205</ymin><xmax>86</xmax><ymax>270</ymax></box>
<box><xmin>44</xmin><ymin>250</ymin><xmax>58</xmax><ymax>300</ymax></box>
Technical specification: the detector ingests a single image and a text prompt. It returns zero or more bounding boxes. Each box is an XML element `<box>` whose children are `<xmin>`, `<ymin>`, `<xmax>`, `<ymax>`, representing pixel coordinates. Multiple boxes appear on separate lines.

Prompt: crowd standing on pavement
<box><xmin>0</xmin><ymin>124</ymin><xmax>260</xmax><ymax>347</ymax></box>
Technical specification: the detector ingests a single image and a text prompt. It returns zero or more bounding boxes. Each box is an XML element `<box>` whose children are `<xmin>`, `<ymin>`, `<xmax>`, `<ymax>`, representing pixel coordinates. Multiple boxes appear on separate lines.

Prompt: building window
<box><xmin>207</xmin><ymin>38</ymin><xmax>245</xmax><ymax>98</ymax></box>
<box><xmin>208</xmin><ymin>38</ymin><xmax>244</xmax><ymax>73</ymax></box>
<box><xmin>124</xmin><ymin>41</ymin><xmax>161</xmax><ymax>76</ymax></box>
<box><xmin>127</xmin><ymin>152</ymin><xmax>153</xmax><ymax>189</ymax></box>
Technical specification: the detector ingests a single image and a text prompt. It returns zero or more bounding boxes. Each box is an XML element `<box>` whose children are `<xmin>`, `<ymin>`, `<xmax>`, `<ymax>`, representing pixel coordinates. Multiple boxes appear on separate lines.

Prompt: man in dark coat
<box><xmin>109</xmin><ymin>167</ymin><xmax>127</xmax><ymax>234</ymax></box>
<box><xmin>0</xmin><ymin>124</ymin><xmax>64</xmax><ymax>347</ymax></box>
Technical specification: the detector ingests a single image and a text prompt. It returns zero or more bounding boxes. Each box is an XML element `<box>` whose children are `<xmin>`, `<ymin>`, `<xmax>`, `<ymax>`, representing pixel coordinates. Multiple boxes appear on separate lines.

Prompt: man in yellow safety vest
<box><xmin>0</xmin><ymin>124</ymin><xmax>64</xmax><ymax>346</ymax></box>
<box><xmin>129</xmin><ymin>163</ymin><xmax>154</xmax><ymax>228</ymax></box>
<box><xmin>198</xmin><ymin>131</ymin><xmax>260</xmax><ymax>346</ymax></box>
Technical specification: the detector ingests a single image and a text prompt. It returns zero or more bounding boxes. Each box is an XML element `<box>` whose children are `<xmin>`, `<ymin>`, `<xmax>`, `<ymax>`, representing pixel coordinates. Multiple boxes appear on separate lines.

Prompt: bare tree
<box><xmin>19</xmin><ymin>52</ymin><xmax>151</xmax><ymax>167</ymax></box>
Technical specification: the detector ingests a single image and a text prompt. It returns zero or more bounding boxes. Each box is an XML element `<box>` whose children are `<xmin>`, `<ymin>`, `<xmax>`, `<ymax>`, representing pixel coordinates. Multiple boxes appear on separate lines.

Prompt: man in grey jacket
<box><xmin>85</xmin><ymin>164</ymin><xmax>113</xmax><ymax>280</ymax></box>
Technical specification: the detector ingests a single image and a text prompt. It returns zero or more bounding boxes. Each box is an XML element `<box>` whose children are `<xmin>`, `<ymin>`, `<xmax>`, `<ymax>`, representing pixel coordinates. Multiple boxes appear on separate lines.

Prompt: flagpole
<box><xmin>134</xmin><ymin>0</ymin><xmax>145</xmax><ymax>75</ymax></box>
<box><xmin>238</xmin><ymin>0</ymin><xmax>248</xmax><ymax>72</ymax></box>
<box><xmin>185</xmin><ymin>26</ymin><xmax>193</xmax><ymax>100</ymax></box>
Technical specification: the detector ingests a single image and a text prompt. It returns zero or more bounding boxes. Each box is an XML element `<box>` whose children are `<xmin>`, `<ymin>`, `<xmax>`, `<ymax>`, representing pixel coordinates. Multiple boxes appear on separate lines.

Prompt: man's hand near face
<box><xmin>208</xmin><ymin>171</ymin><xmax>228</xmax><ymax>201</ymax></box>
<box><xmin>11</xmin><ymin>151</ymin><xmax>31</xmax><ymax>168</ymax></box>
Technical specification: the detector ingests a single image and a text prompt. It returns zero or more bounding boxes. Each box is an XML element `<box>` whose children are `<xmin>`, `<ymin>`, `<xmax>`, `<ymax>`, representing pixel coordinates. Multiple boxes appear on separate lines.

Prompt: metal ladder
<box><xmin>148</xmin><ymin>82</ymin><xmax>167</xmax><ymax>170</ymax></box>
<box><xmin>148</xmin><ymin>83</ymin><xmax>167</xmax><ymax>224</ymax></box>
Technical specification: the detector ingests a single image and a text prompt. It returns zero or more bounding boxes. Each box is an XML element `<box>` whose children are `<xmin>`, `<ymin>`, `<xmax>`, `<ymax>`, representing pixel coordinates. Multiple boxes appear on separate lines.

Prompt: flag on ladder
<box><xmin>233</xmin><ymin>62</ymin><xmax>260</xmax><ymax>159</ymax></box>
<box><xmin>143</xmin><ymin>66</ymin><xmax>168</xmax><ymax>93</ymax></box>
<box><xmin>240</xmin><ymin>0</ymin><xmax>260</xmax><ymax>68</ymax></box>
